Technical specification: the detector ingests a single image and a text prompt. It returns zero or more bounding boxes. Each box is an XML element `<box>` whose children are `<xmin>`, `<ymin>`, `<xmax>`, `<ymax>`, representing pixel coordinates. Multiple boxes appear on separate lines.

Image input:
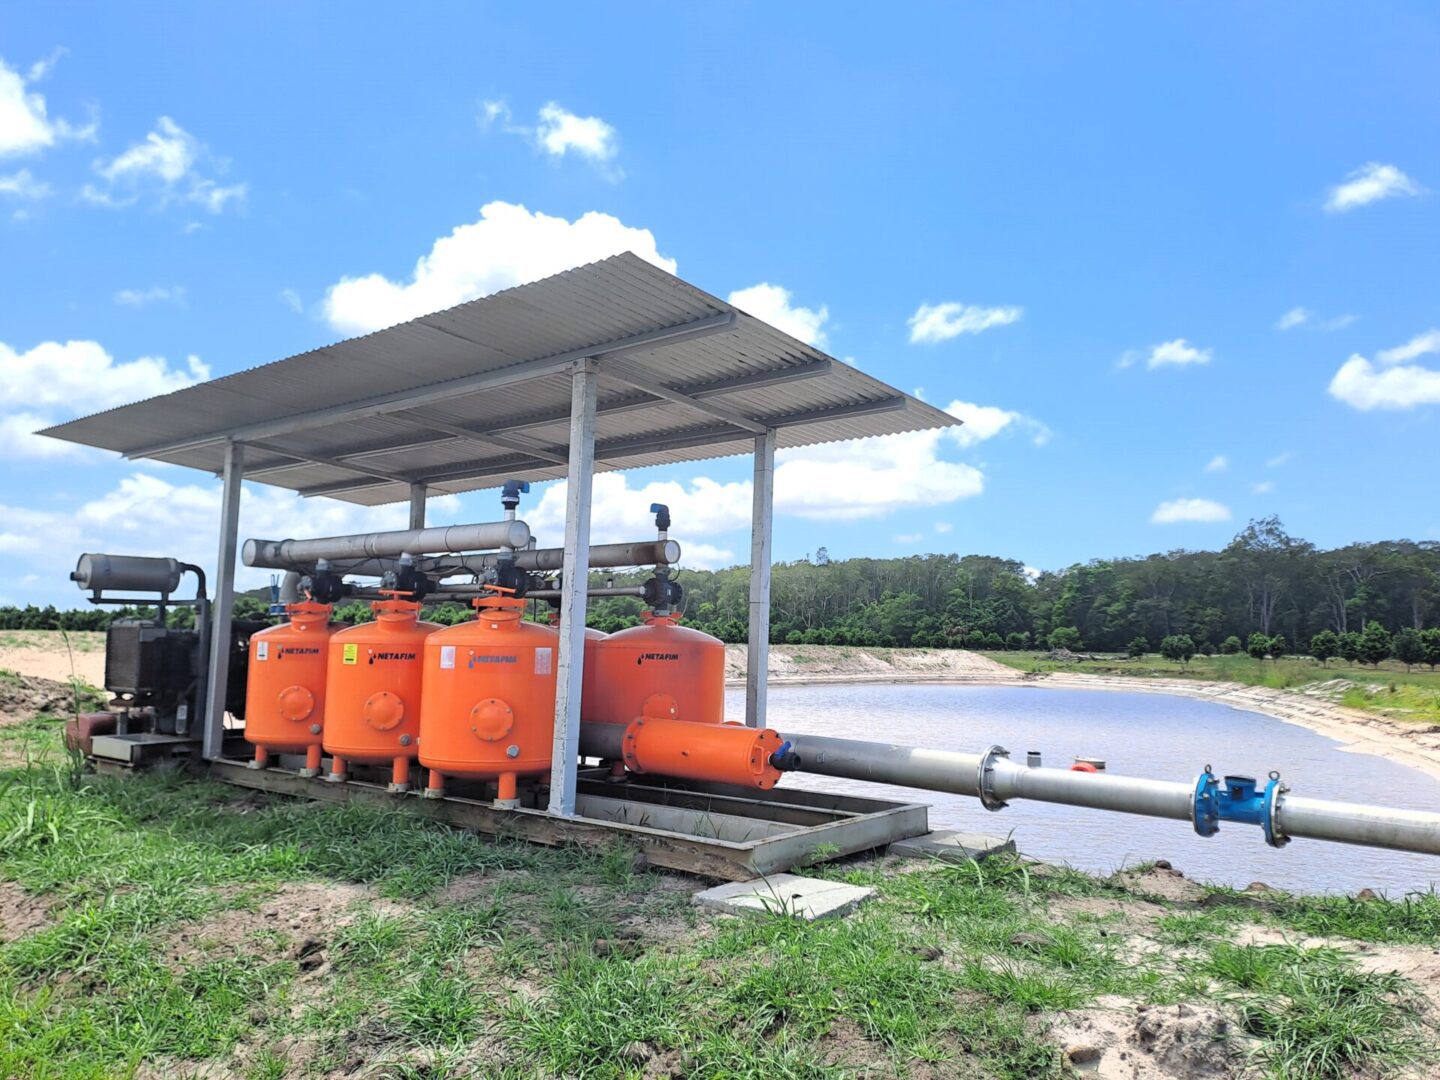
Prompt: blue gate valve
<box><xmin>1192</xmin><ymin>766</ymin><xmax>1290</xmax><ymax>848</ymax></box>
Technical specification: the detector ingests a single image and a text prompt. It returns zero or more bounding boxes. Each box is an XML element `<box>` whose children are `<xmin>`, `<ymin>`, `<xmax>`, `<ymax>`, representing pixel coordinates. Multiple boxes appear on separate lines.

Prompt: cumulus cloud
<box><xmin>1275</xmin><ymin>307</ymin><xmax>1309</xmax><ymax>330</ymax></box>
<box><xmin>0</xmin><ymin>52</ymin><xmax>94</xmax><ymax>158</ymax></box>
<box><xmin>1142</xmin><ymin>339</ymin><xmax>1212</xmax><ymax>369</ymax></box>
<box><xmin>727</xmin><ymin>283</ymin><xmax>829</xmax><ymax>348</ymax></box>
<box><xmin>114</xmin><ymin>285</ymin><xmax>185</xmax><ymax>307</ymax></box>
<box><xmin>1204</xmin><ymin>455</ymin><xmax>1228</xmax><ymax>473</ymax></box>
<box><xmin>322</xmin><ymin>201</ymin><xmax>675</xmax><ymax>335</ymax></box>
<box><xmin>88</xmin><ymin>116</ymin><xmax>246</xmax><ymax>214</ymax></box>
<box><xmin>1329</xmin><ymin>332</ymin><xmax>1440</xmax><ymax>411</ymax></box>
<box><xmin>947</xmin><ymin>400</ymin><xmax>1052</xmax><ymax>448</ymax></box>
<box><xmin>1376</xmin><ymin>329</ymin><xmax>1440</xmax><ymax>367</ymax></box>
<box><xmin>1150</xmin><ymin>498</ymin><xmax>1231</xmax><ymax>525</ymax></box>
<box><xmin>934</xmin><ymin>521</ymin><xmax>954</xmax><ymax>534</ymax></box>
<box><xmin>1252</xmin><ymin>480</ymin><xmax>1274</xmax><ymax>495</ymax></box>
<box><xmin>0</xmin><ymin>168</ymin><xmax>50</xmax><ymax>199</ymax></box>
<box><xmin>907</xmin><ymin>301</ymin><xmax>1022</xmax><ymax>344</ymax></box>
<box><xmin>0</xmin><ymin>339</ymin><xmax>208</xmax><ymax>458</ymax></box>
<box><xmin>1324</xmin><ymin>163</ymin><xmax>1423</xmax><ymax>213</ymax></box>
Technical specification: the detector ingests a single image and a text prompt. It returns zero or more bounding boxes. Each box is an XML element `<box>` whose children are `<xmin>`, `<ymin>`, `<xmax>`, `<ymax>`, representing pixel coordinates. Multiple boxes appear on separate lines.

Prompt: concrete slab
<box><xmin>890</xmin><ymin>830</ymin><xmax>1016</xmax><ymax>863</ymax></box>
<box><xmin>695</xmin><ymin>873</ymin><xmax>875</xmax><ymax>921</ymax></box>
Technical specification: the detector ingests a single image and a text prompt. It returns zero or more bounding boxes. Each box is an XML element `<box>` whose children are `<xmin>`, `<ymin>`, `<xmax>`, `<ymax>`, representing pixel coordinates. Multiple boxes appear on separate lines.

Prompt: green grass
<box><xmin>3</xmin><ymin>719</ymin><xmax>1439</xmax><ymax>1078</ymax></box>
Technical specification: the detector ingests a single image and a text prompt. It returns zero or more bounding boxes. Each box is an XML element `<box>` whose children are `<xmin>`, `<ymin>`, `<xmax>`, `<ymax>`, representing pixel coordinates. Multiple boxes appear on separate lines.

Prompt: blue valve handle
<box><xmin>1192</xmin><ymin>767</ymin><xmax>1289</xmax><ymax>847</ymax></box>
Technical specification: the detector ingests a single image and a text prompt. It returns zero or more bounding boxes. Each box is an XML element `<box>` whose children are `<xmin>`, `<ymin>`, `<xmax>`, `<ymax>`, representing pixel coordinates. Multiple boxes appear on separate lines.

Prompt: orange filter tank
<box><xmin>244</xmin><ymin>602</ymin><xmax>335</xmax><ymax>775</ymax></box>
<box><xmin>586</xmin><ymin>612</ymin><xmax>724</xmax><ymax>725</ymax></box>
<box><xmin>322</xmin><ymin>597</ymin><xmax>439</xmax><ymax>792</ymax></box>
<box><xmin>419</xmin><ymin>592</ymin><xmax>559</xmax><ymax>806</ymax></box>
<box><xmin>620</xmin><ymin>716</ymin><xmax>786</xmax><ymax>790</ymax></box>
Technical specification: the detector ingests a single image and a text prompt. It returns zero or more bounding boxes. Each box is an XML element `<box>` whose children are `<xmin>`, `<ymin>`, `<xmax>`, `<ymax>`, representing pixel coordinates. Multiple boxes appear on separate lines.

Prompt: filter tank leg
<box><xmin>495</xmin><ymin>772</ymin><xmax>519</xmax><ymax>809</ymax></box>
<box><xmin>300</xmin><ymin>744</ymin><xmax>321</xmax><ymax>778</ymax></box>
<box><xmin>424</xmin><ymin>769</ymin><xmax>445</xmax><ymax>800</ymax></box>
<box><xmin>389</xmin><ymin>757</ymin><xmax>411</xmax><ymax>794</ymax></box>
<box><xmin>247</xmin><ymin>745</ymin><xmax>269</xmax><ymax>770</ymax></box>
<box><xmin>327</xmin><ymin>754</ymin><xmax>348</xmax><ymax>783</ymax></box>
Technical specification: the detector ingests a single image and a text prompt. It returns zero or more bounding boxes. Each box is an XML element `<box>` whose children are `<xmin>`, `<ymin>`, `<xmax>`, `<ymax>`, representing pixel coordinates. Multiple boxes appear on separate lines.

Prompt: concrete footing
<box><xmin>694</xmin><ymin>873</ymin><xmax>875</xmax><ymax>921</ymax></box>
<box><xmin>889</xmin><ymin>830</ymin><xmax>1016</xmax><ymax>863</ymax></box>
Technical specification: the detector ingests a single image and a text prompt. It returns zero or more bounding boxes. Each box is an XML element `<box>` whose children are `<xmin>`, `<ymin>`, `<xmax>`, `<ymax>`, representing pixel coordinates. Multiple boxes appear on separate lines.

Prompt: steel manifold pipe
<box><xmin>242</xmin><ymin>521</ymin><xmax>532</xmax><ymax>569</ymax></box>
<box><xmin>778</xmin><ymin>734</ymin><xmax>1440</xmax><ymax>858</ymax></box>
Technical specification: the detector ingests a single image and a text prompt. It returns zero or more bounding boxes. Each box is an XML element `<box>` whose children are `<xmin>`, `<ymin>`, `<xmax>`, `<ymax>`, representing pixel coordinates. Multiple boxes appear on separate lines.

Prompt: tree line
<box><xmin>5</xmin><ymin>518</ymin><xmax>1438</xmax><ymax>666</ymax></box>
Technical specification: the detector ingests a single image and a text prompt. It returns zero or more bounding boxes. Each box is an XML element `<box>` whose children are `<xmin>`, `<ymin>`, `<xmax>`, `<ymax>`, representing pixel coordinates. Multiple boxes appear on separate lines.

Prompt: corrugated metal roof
<box><xmin>41</xmin><ymin>254</ymin><xmax>959</xmax><ymax>505</ymax></box>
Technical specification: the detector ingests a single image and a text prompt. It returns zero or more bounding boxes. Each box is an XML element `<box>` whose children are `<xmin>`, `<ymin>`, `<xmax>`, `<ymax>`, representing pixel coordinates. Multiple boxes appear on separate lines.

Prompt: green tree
<box><xmin>1246</xmin><ymin>632</ymin><xmax>1271</xmax><ymax>661</ymax></box>
<box><xmin>1359</xmin><ymin>622</ymin><xmax>1393</xmax><ymax>667</ymax></box>
<box><xmin>1220</xmin><ymin>635</ymin><xmax>1242</xmax><ymax>655</ymax></box>
<box><xmin>1420</xmin><ymin>628</ymin><xmax>1440</xmax><ymax>672</ymax></box>
<box><xmin>1337</xmin><ymin>630</ymin><xmax>1363</xmax><ymax>664</ymax></box>
<box><xmin>1004</xmin><ymin>631</ymin><xmax>1030</xmax><ymax>650</ymax></box>
<box><xmin>1308</xmin><ymin>629</ymin><xmax>1339</xmax><ymax>666</ymax></box>
<box><xmin>1159</xmin><ymin>634</ymin><xmax>1196</xmax><ymax>664</ymax></box>
<box><xmin>1392</xmin><ymin>628</ymin><xmax>1424</xmax><ymax>671</ymax></box>
<box><xmin>1126</xmin><ymin>635</ymin><xmax>1149</xmax><ymax>659</ymax></box>
<box><xmin>1048</xmin><ymin>626</ymin><xmax>1082</xmax><ymax>651</ymax></box>
<box><xmin>1268</xmin><ymin>633</ymin><xmax>1287</xmax><ymax>660</ymax></box>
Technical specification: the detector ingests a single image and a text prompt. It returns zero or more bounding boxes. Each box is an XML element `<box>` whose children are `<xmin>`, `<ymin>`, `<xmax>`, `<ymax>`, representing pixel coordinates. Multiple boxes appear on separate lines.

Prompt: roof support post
<box><xmin>408</xmin><ymin>482</ymin><xmax>427</xmax><ymax>530</ymax></box>
<box><xmin>548</xmin><ymin>359</ymin><xmax>598</xmax><ymax>817</ymax></box>
<box><xmin>203</xmin><ymin>439</ymin><xmax>245</xmax><ymax>760</ymax></box>
<box><xmin>746</xmin><ymin>428</ymin><xmax>776</xmax><ymax>728</ymax></box>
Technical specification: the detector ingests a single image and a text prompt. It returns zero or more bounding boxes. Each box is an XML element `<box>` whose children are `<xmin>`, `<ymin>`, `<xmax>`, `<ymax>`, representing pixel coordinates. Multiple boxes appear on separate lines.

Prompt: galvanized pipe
<box><xmin>525</xmin><ymin>586</ymin><xmax>647</xmax><ymax>600</ymax></box>
<box><xmin>242</xmin><ymin>521</ymin><xmax>532</xmax><ymax>569</ymax></box>
<box><xmin>246</xmin><ymin>537</ymin><xmax>679</xmax><ymax>576</ymax></box>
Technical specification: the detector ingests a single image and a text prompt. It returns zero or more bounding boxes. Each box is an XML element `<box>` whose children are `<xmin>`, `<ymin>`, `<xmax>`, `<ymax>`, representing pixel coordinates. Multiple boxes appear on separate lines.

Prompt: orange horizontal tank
<box><xmin>620</xmin><ymin>716</ymin><xmax>785</xmax><ymax>789</ymax></box>
<box><xmin>419</xmin><ymin>591</ymin><xmax>558</xmax><ymax>806</ymax></box>
<box><xmin>244</xmin><ymin>602</ymin><xmax>335</xmax><ymax>776</ymax></box>
<box><xmin>323</xmin><ymin>596</ymin><xmax>439</xmax><ymax>792</ymax></box>
<box><xmin>584</xmin><ymin>611</ymin><xmax>724</xmax><ymax>725</ymax></box>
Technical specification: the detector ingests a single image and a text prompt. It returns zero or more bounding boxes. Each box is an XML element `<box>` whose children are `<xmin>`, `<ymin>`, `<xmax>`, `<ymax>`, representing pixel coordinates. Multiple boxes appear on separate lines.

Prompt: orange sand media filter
<box><xmin>244</xmin><ymin>602</ymin><xmax>335</xmax><ymax>775</ymax></box>
<box><xmin>322</xmin><ymin>597</ymin><xmax>439</xmax><ymax>792</ymax></box>
<box><xmin>584</xmin><ymin>611</ymin><xmax>725</xmax><ymax>725</ymax></box>
<box><xmin>419</xmin><ymin>592</ymin><xmax>558</xmax><ymax>806</ymax></box>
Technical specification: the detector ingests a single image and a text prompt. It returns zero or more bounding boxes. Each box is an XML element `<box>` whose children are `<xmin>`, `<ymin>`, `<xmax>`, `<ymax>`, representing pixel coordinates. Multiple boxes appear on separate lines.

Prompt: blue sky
<box><xmin>2</xmin><ymin>3</ymin><xmax>1438</xmax><ymax>607</ymax></box>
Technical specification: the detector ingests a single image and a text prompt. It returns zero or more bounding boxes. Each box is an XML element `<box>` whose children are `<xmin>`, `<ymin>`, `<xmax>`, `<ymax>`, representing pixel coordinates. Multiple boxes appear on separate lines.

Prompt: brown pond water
<box><xmin>725</xmin><ymin>682</ymin><xmax>1440</xmax><ymax>896</ymax></box>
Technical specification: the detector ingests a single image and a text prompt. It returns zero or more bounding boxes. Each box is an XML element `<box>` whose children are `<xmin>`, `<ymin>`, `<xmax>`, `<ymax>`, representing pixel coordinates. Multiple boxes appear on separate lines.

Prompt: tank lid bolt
<box><xmin>309</xmin><ymin>724</ymin><xmax>322</xmax><ymax>735</ymax></box>
<box><xmin>506</xmin><ymin>744</ymin><xmax>521</xmax><ymax>758</ymax></box>
<box><xmin>399</xmin><ymin>734</ymin><xmax>412</xmax><ymax>746</ymax></box>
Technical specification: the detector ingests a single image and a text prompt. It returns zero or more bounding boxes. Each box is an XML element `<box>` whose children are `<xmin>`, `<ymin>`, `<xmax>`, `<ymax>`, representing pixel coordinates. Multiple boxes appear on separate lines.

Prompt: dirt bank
<box><xmin>724</xmin><ymin>644</ymin><xmax>1440</xmax><ymax>784</ymax></box>
<box><xmin>0</xmin><ymin>630</ymin><xmax>106</xmax><ymax>688</ymax></box>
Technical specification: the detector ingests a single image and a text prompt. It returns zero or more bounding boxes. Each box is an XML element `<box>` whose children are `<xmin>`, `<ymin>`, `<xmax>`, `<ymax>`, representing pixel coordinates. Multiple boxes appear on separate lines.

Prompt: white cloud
<box><xmin>1322</xmin><ymin>314</ymin><xmax>1357</xmax><ymax>331</ymax></box>
<box><xmin>1276</xmin><ymin>307</ymin><xmax>1309</xmax><ymax>330</ymax></box>
<box><xmin>1328</xmin><ymin>353</ymin><xmax>1440</xmax><ymax>411</ymax></box>
<box><xmin>775</xmin><ymin>431</ymin><xmax>982</xmax><ymax>523</ymax></box>
<box><xmin>934</xmin><ymin>521</ymin><xmax>953</xmax><ymax>534</ymax></box>
<box><xmin>1265</xmin><ymin>451</ymin><xmax>1293</xmax><ymax>469</ymax></box>
<box><xmin>727</xmin><ymin>283</ymin><xmax>829</xmax><ymax>348</ymax></box>
<box><xmin>1324</xmin><ymin>163</ymin><xmax>1423</xmax><ymax>213</ymax></box>
<box><xmin>0</xmin><ymin>168</ymin><xmax>50</xmax><ymax>199</ymax></box>
<box><xmin>1204</xmin><ymin>455</ymin><xmax>1228</xmax><ymax>473</ymax></box>
<box><xmin>893</xmin><ymin>532</ymin><xmax>926</xmax><ymax>545</ymax></box>
<box><xmin>1252</xmin><ymin>481</ymin><xmax>1275</xmax><ymax>495</ymax></box>
<box><xmin>322</xmin><ymin>201</ymin><xmax>675</xmax><ymax>335</ymax></box>
<box><xmin>278</xmin><ymin>288</ymin><xmax>302</xmax><ymax>313</ymax></box>
<box><xmin>946</xmin><ymin>399</ymin><xmax>1052</xmax><ymax>448</ymax></box>
<box><xmin>1376</xmin><ymin>329</ymin><xmax>1440</xmax><ymax>367</ymax></box>
<box><xmin>89</xmin><ymin>116</ymin><xmax>246</xmax><ymax>214</ymax></box>
<box><xmin>907</xmin><ymin>301</ymin><xmax>1022</xmax><ymax>344</ymax></box>
<box><xmin>535</xmin><ymin>103</ymin><xmax>618</xmax><ymax>163</ymax></box>
<box><xmin>114</xmin><ymin>285</ymin><xmax>185</xmax><ymax>307</ymax></box>
<box><xmin>1150</xmin><ymin>498</ymin><xmax>1231</xmax><ymax>525</ymax></box>
<box><xmin>0</xmin><ymin>339</ymin><xmax>208</xmax><ymax>458</ymax></box>
<box><xmin>480</xmin><ymin>99</ymin><xmax>621</xmax><ymax>175</ymax></box>
<box><xmin>0</xmin><ymin>53</ymin><xmax>94</xmax><ymax>158</ymax></box>
<box><xmin>1143</xmin><ymin>339</ymin><xmax>1212</xmax><ymax>369</ymax></box>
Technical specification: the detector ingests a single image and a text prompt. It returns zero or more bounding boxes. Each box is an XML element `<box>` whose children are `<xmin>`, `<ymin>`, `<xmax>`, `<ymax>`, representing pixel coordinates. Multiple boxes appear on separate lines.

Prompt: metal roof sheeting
<box><xmin>42</xmin><ymin>254</ymin><xmax>959</xmax><ymax>505</ymax></box>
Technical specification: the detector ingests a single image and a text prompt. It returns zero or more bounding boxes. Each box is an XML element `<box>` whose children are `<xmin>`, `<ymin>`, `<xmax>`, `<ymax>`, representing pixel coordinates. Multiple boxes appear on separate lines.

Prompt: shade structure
<box><xmin>42</xmin><ymin>253</ymin><xmax>958</xmax><ymax>503</ymax></box>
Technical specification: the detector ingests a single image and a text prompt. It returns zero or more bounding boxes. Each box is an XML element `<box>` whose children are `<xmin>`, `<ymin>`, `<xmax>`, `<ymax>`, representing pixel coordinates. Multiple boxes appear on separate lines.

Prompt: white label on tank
<box><xmin>534</xmin><ymin>647</ymin><xmax>553</xmax><ymax>676</ymax></box>
<box><xmin>256</xmin><ymin>641</ymin><xmax>269</xmax><ymax>662</ymax></box>
<box><xmin>439</xmin><ymin>645</ymin><xmax>456</xmax><ymax>670</ymax></box>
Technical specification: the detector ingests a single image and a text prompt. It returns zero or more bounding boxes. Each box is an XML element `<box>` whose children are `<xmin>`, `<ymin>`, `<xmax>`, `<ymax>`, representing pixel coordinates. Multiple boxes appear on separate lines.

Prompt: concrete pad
<box><xmin>890</xmin><ymin>830</ymin><xmax>1016</xmax><ymax>863</ymax></box>
<box><xmin>695</xmin><ymin>873</ymin><xmax>875</xmax><ymax>921</ymax></box>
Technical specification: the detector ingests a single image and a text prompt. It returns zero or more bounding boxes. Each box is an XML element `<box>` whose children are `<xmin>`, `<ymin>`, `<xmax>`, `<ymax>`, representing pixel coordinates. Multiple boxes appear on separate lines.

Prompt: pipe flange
<box><xmin>1262</xmin><ymin>771</ymin><xmax>1290</xmax><ymax>848</ymax></box>
<box><xmin>1192</xmin><ymin>766</ymin><xmax>1219</xmax><ymax>838</ymax></box>
<box><xmin>977</xmin><ymin>744</ymin><xmax>1010</xmax><ymax>812</ymax></box>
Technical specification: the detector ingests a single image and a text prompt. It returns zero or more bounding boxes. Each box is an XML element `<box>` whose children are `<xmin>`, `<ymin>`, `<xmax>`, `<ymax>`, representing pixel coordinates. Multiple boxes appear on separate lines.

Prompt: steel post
<box><xmin>202</xmin><ymin>440</ymin><xmax>244</xmax><ymax>759</ymax></box>
<box><xmin>746</xmin><ymin>428</ymin><xmax>776</xmax><ymax>727</ymax></box>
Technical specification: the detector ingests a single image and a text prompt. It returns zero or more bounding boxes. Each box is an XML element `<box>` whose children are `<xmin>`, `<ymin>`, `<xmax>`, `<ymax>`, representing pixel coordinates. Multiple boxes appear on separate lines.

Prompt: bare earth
<box><xmin>0</xmin><ymin>630</ymin><xmax>106</xmax><ymax>688</ymax></box>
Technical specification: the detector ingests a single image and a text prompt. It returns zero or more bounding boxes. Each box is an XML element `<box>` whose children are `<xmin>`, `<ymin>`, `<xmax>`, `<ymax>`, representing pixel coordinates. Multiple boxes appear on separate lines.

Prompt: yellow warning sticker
<box><xmin>342</xmin><ymin>643</ymin><xmax>359</xmax><ymax>666</ymax></box>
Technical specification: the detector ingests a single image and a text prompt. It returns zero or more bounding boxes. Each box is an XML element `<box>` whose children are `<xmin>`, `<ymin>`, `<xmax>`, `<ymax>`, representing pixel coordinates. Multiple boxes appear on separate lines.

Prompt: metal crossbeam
<box><xmin>597</xmin><ymin>361</ymin><xmax>767</xmax><ymax>434</ymax></box>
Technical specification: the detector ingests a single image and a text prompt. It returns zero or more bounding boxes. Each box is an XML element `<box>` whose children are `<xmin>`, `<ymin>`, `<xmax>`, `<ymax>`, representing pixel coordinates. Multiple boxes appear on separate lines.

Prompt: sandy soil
<box><xmin>0</xmin><ymin>630</ymin><xmax>106</xmax><ymax>688</ymax></box>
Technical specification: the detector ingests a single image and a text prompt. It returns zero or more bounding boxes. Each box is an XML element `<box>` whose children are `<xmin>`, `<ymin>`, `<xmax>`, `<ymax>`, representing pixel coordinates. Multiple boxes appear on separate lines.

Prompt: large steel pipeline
<box><xmin>577</xmin><ymin>725</ymin><xmax>1440</xmax><ymax>857</ymax></box>
<box><xmin>246</xmin><ymin>538</ymin><xmax>679</xmax><ymax>577</ymax></box>
<box><xmin>243</xmin><ymin>521</ymin><xmax>532</xmax><ymax>570</ymax></box>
